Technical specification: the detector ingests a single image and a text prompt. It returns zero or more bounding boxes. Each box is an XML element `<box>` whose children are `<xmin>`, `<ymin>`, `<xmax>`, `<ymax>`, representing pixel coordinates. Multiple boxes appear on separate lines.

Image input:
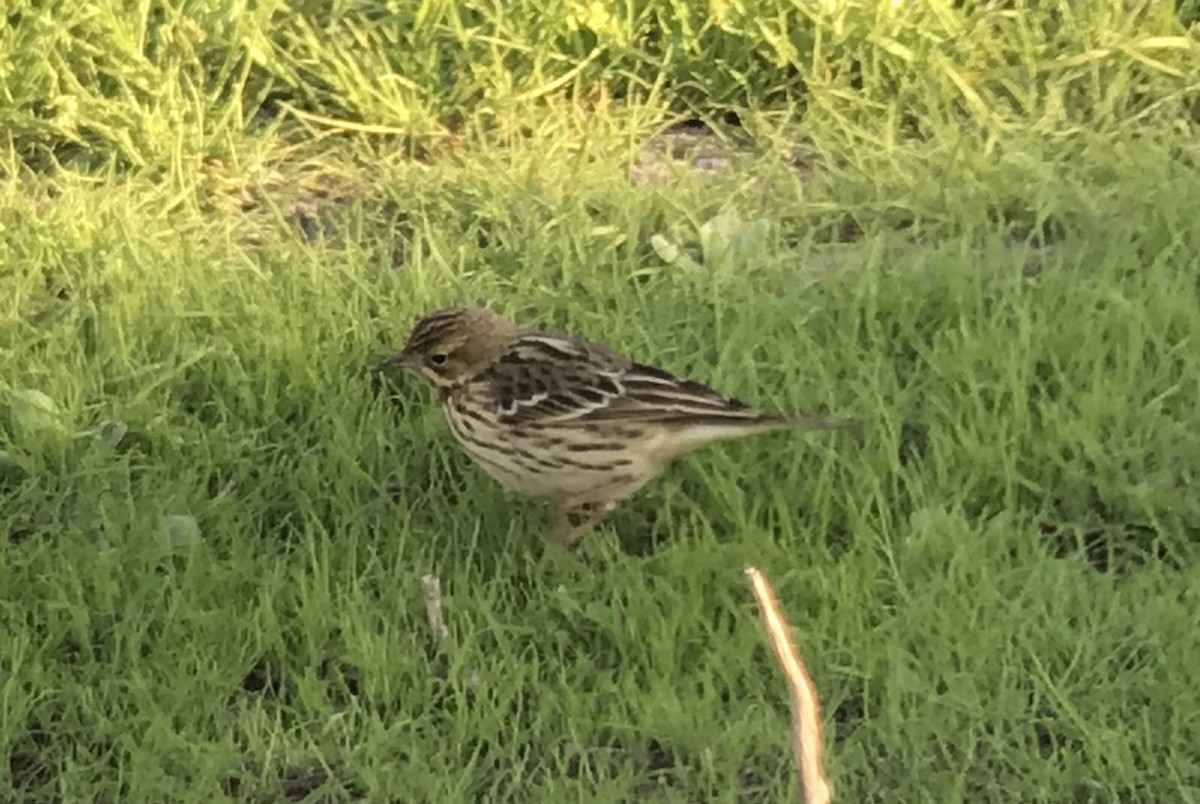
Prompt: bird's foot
<box><xmin>547</xmin><ymin>501</ymin><xmax>619</xmax><ymax>551</ymax></box>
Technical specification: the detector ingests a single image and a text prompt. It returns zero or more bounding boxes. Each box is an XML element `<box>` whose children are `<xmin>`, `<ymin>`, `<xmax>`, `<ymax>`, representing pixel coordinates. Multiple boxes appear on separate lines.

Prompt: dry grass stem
<box><xmin>745</xmin><ymin>566</ymin><xmax>832</xmax><ymax>804</ymax></box>
<box><xmin>422</xmin><ymin>574</ymin><xmax>448</xmax><ymax>642</ymax></box>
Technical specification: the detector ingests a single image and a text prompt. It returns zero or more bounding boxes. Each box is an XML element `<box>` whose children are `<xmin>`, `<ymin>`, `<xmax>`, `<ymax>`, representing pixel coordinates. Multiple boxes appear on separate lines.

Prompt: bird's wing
<box><xmin>480</xmin><ymin>332</ymin><xmax>775</xmax><ymax>426</ymax></box>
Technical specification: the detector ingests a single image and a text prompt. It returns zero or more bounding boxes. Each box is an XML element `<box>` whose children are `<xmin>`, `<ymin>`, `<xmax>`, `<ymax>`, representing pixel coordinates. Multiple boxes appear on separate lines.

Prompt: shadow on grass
<box><xmin>1037</xmin><ymin>518</ymin><xmax>1181</xmax><ymax>576</ymax></box>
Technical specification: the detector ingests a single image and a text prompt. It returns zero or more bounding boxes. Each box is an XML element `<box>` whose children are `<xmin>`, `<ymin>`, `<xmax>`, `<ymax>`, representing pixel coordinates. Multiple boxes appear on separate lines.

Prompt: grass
<box><xmin>3</xmin><ymin>1</ymin><xmax>1200</xmax><ymax>801</ymax></box>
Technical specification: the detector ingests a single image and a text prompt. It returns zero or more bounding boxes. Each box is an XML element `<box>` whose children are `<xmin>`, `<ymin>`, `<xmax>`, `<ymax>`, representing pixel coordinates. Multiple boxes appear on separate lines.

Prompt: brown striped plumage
<box><xmin>380</xmin><ymin>306</ymin><xmax>848</xmax><ymax>548</ymax></box>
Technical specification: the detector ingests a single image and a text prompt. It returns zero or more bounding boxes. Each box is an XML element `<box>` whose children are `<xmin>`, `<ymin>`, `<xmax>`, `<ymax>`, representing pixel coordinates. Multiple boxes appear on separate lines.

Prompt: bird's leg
<box><xmin>548</xmin><ymin>501</ymin><xmax>619</xmax><ymax>550</ymax></box>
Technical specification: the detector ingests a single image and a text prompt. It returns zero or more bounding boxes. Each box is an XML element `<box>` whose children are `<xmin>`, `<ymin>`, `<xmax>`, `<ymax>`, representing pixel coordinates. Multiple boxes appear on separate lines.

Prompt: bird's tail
<box><xmin>654</xmin><ymin>410</ymin><xmax>851</xmax><ymax>458</ymax></box>
<box><xmin>780</xmin><ymin>412</ymin><xmax>855</xmax><ymax>431</ymax></box>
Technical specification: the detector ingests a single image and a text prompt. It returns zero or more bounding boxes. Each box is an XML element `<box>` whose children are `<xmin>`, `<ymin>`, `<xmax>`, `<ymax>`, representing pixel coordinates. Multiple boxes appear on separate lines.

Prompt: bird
<box><xmin>378</xmin><ymin>305</ymin><xmax>848</xmax><ymax>549</ymax></box>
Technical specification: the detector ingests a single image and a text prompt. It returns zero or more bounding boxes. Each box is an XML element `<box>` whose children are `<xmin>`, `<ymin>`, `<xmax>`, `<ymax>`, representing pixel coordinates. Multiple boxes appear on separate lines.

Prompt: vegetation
<box><xmin>2</xmin><ymin>1</ymin><xmax>1198</xmax><ymax>800</ymax></box>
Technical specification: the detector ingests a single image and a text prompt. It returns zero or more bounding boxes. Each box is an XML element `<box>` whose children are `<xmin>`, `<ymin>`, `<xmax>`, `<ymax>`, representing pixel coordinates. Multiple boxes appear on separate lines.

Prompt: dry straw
<box><xmin>422</xmin><ymin>574</ymin><xmax>448</xmax><ymax>641</ymax></box>
<box><xmin>745</xmin><ymin>567</ymin><xmax>832</xmax><ymax>804</ymax></box>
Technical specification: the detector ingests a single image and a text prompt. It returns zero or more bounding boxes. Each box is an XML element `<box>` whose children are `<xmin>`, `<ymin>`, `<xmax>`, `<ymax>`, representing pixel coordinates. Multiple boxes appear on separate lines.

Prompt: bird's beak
<box><xmin>375</xmin><ymin>350</ymin><xmax>410</xmax><ymax>372</ymax></box>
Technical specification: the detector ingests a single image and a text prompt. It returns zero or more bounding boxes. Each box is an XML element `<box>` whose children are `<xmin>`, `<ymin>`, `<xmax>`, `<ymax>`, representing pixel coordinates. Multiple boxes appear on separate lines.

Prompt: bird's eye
<box><xmin>429</xmin><ymin>353</ymin><xmax>448</xmax><ymax>366</ymax></box>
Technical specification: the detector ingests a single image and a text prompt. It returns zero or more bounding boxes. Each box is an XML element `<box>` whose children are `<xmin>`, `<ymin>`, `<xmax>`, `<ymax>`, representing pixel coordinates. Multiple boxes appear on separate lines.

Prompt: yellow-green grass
<box><xmin>3</xmin><ymin>1</ymin><xmax>1199</xmax><ymax>801</ymax></box>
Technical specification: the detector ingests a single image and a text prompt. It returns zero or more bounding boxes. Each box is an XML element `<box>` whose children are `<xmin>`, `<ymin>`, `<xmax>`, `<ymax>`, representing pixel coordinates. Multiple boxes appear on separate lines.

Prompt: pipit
<box><xmin>379</xmin><ymin>305</ymin><xmax>847</xmax><ymax>549</ymax></box>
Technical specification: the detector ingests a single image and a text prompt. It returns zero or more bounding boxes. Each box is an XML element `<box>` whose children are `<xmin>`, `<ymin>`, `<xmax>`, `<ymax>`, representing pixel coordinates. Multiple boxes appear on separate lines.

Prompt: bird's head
<box><xmin>378</xmin><ymin>305</ymin><xmax>518</xmax><ymax>391</ymax></box>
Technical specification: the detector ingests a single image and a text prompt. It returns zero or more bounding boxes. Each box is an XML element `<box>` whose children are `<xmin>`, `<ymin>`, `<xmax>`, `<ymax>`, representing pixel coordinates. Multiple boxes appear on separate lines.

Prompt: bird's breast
<box><xmin>439</xmin><ymin>397</ymin><xmax>660</xmax><ymax>501</ymax></box>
